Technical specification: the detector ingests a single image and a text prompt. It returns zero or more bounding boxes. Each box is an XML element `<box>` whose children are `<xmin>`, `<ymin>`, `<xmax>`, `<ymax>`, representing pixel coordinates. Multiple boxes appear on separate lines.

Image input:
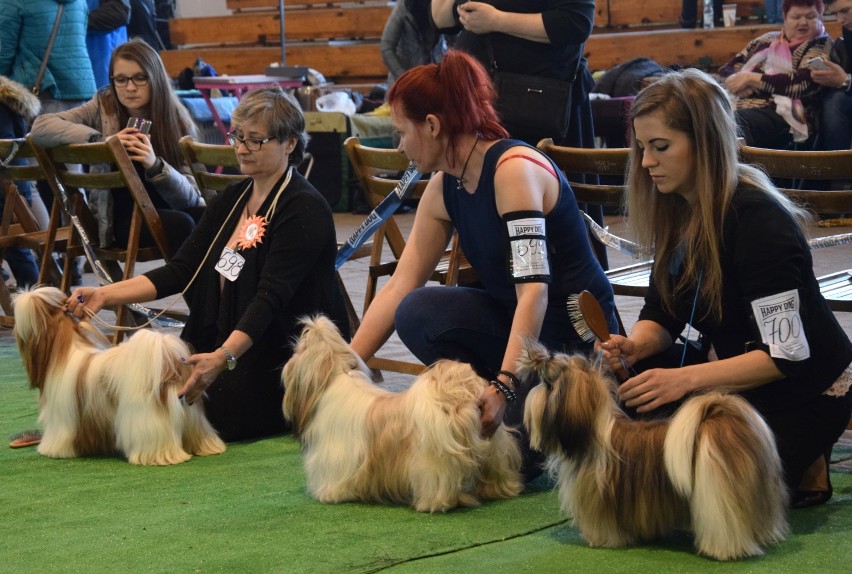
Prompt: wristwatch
<box><xmin>842</xmin><ymin>74</ymin><xmax>852</xmax><ymax>92</ymax></box>
<box><xmin>219</xmin><ymin>346</ymin><xmax>237</xmax><ymax>371</ymax></box>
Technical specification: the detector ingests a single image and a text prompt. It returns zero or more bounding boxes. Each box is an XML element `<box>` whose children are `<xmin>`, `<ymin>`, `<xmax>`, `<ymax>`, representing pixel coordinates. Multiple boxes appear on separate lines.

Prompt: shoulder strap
<box><xmin>495</xmin><ymin>154</ymin><xmax>558</xmax><ymax>179</ymax></box>
<box><xmin>32</xmin><ymin>5</ymin><xmax>64</xmax><ymax>96</ymax></box>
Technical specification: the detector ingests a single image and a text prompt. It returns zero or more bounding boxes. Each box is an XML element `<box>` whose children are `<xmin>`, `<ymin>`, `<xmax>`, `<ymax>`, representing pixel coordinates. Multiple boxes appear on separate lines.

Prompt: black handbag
<box><xmin>486</xmin><ymin>37</ymin><xmax>577</xmax><ymax>139</ymax></box>
<box><xmin>492</xmin><ymin>71</ymin><xmax>573</xmax><ymax>137</ymax></box>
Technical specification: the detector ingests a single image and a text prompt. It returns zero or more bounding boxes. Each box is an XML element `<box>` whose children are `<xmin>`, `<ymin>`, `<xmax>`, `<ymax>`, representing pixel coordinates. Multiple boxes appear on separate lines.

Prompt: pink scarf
<box><xmin>740</xmin><ymin>26</ymin><xmax>825</xmax><ymax>142</ymax></box>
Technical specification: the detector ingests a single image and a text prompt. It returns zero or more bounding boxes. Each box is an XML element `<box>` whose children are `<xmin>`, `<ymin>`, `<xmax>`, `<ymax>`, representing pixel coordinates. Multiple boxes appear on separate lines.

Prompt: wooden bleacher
<box><xmin>159</xmin><ymin>0</ymin><xmax>841</xmax><ymax>83</ymax></box>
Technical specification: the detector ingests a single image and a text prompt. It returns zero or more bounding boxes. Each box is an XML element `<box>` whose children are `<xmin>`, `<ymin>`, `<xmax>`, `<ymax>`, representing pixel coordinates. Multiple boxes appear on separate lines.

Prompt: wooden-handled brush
<box><xmin>567</xmin><ymin>290</ymin><xmax>630</xmax><ymax>380</ymax></box>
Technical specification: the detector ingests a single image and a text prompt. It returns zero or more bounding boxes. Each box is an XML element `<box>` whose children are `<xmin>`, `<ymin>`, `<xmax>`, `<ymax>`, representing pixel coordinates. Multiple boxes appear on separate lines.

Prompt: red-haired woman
<box><xmin>350</xmin><ymin>50</ymin><xmax>616</xmax><ymax>480</ymax></box>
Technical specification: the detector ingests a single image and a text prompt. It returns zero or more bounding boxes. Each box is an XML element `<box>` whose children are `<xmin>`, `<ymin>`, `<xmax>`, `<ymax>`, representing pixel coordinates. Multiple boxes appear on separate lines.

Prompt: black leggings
<box><xmin>113</xmin><ymin>204</ymin><xmax>204</xmax><ymax>254</ymax></box>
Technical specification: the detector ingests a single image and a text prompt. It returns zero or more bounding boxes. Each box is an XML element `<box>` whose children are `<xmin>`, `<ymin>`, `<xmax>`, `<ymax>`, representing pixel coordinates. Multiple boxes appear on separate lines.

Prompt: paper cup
<box><xmin>723</xmin><ymin>4</ymin><xmax>737</xmax><ymax>27</ymax></box>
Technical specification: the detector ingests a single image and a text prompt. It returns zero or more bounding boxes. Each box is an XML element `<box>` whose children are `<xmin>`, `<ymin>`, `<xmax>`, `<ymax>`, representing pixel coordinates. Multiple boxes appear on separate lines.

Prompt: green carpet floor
<box><xmin>1</xmin><ymin>342</ymin><xmax>850</xmax><ymax>573</ymax></box>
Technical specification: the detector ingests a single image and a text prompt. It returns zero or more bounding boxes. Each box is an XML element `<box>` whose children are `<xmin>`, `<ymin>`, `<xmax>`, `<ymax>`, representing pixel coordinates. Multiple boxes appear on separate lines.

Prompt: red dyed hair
<box><xmin>388</xmin><ymin>50</ymin><xmax>509</xmax><ymax>163</ymax></box>
<box><xmin>782</xmin><ymin>0</ymin><xmax>824</xmax><ymax>14</ymax></box>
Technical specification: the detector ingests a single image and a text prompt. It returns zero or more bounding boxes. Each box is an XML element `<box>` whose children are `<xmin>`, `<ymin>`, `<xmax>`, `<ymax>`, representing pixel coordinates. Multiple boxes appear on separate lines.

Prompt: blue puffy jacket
<box><xmin>0</xmin><ymin>0</ymin><xmax>96</xmax><ymax>100</ymax></box>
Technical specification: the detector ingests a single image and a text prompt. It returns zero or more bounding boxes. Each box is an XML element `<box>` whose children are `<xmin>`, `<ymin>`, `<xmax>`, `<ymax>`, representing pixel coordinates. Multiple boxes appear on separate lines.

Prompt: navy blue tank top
<box><xmin>442</xmin><ymin>139</ymin><xmax>617</xmax><ymax>348</ymax></box>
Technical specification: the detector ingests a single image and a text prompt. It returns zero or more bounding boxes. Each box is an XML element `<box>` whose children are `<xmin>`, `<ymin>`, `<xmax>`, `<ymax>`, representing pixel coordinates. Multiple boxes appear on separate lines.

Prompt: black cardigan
<box><xmin>144</xmin><ymin>169</ymin><xmax>346</xmax><ymax>440</ymax></box>
<box><xmin>639</xmin><ymin>187</ymin><xmax>852</xmax><ymax>413</ymax></box>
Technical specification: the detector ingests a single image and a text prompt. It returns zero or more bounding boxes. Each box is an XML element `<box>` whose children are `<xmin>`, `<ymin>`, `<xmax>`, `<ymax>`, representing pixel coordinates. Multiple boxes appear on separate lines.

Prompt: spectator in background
<box><xmin>87</xmin><ymin>0</ymin><xmax>131</xmax><ymax>88</ymax></box>
<box><xmin>32</xmin><ymin>39</ymin><xmax>204</xmax><ymax>254</ymax></box>
<box><xmin>0</xmin><ymin>75</ymin><xmax>43</xmax><ymax>289</ymax></box>
<box><xmin>811</xmin><ymin>0</ymin><xmax>852</xmax><ymax>149</ymax></box>
<box><xmin>128</xmin><ymin>0</ymin><xmax>164</xmax><ymax>50</ymax></box>
<box><xmin>381</xmin><ymin>0</ymin><xmax>446</xmax><ymax>85</ymax></box>
<box><xmin>0</xmin><ymin>0</ymin><xmax>96</xmax><ymax>115</ymax></box>
<box><xmin>716</xmin><ymin>0</ymin><xmax>830</xmax><ymax>149</ymax></box>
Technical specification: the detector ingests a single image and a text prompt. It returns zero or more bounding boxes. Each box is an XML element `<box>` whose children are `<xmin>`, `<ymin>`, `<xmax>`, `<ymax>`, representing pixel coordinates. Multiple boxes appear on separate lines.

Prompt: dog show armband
<box><xmin>749</xmin><ymin>289</ymin><xmax>811</xmax><ymax>362</ymax></box>
<box><xmin>503</xmin><ymin>211</ymin><xmax>551</xmax><ymax>283</ymax></box>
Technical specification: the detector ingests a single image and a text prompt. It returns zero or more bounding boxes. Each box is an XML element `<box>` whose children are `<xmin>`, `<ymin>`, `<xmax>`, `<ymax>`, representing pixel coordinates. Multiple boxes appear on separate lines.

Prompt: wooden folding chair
<box><xmin>33</xmin><ymin>137</ymin><xmax>177</xmax><ymax>339</ymax></box>
<box><xmin>740</xmin><ymin>145</ymin><xmax>852</xmax><ymax>312</ymax></box>
<box><xmin>344</xmin><ymin>137</ymin><xmax>477</xmax><ymax>375</ymax></box>
<box><xmin>179</xmin><ymin>135</ymin><xmax>246</xmax><ymax>202</ymax></box>
<box><xmin>0</xmin><ymin>138</ymin><xmax>70</xmax><ymax>325</ymax></box>
<box><xmin>538</xmin><ymin>139</ymin><xmax>645</xmax><ymax>333</ymax></box>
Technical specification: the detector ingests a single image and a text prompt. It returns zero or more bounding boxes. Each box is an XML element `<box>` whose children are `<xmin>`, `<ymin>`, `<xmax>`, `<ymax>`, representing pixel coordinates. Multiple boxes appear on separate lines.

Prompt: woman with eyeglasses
<box><xmin>64</xmin><ymin>86</ymin><xmax>347</xmax><ymax>442</ymax></box>
<box><xmin>31</xmin><ymin>38</ymin><xmax>204</xmax><ymax>253</ymax></box>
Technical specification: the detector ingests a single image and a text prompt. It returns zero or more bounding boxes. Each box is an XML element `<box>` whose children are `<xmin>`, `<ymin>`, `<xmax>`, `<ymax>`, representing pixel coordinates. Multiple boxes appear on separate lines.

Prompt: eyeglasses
<box><xmin>227</xmin><ymin>133</ymin><xmax>273</xmax><ymax>152</ymax></box>
<box><xmin>111</xmin><ymin>74</ymin><xmax>150</xmax><ymax>88</ymax></box>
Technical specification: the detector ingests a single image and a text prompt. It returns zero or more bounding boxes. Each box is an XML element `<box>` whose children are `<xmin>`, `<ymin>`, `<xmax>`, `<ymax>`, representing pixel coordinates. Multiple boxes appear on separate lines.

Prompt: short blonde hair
<box><xmin>230</xmin><ymin>87</ymin><xmax>309</xmax><ymax>165</ymax></box>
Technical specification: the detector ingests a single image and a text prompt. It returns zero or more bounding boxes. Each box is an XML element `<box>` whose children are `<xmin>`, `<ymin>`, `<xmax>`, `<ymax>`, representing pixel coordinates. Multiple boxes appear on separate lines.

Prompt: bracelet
<box><xmin>490</xmin><ymin>379</ymin><xmax>517</xmax><ymax>403</ymax></box>
<box><xmin>498</xmin><ymin>370</ymin><xmax>521</xmax><ymax>391</ymax></box>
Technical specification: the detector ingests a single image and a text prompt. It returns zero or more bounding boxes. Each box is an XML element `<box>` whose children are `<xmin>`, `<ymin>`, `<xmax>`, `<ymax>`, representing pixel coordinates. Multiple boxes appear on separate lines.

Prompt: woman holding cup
<box><xmin>32</xmin><ymin>38</ymin><xmax>204</xmax><ymax>253</ymax></box>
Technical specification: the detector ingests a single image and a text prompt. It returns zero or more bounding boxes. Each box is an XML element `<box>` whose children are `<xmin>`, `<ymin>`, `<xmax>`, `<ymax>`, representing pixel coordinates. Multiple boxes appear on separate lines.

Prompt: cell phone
<box><xmin>807</xmin><ymin>57</ymin><xmax>829</xmax><ymax>71</ymax></box>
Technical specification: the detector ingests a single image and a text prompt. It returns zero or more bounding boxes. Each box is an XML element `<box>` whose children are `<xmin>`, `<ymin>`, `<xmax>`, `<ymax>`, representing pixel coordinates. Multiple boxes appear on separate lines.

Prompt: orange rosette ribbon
<box><xmin>236</xmin><ymin>214</ymin><xmax>267</xmax><ymax>250</ymax></box>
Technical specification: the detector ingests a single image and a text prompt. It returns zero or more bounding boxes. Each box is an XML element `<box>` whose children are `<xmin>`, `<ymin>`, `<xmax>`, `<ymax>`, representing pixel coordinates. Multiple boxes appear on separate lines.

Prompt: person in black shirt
<box><xmin>599</xmin><ymin>69</ymin><xmax>852</xmax><ymax>508</ymax></box>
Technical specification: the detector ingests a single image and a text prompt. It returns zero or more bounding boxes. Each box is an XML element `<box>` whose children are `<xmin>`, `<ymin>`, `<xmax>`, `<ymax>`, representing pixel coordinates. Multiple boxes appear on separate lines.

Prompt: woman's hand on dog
<box><xmin>617</xmin><ymin>368</ymin><xmax>692</xmax><ymax>414</ymax></box>
<box><xmin>179</xmin><ymin>352</ymin><xmax>227</xmax><ymax>405</ymax></box>
<box><xmin>478</xmin><ymin>384</ymin><xmax>507</xmax><ymax>437</ymax></box>
<box><xmin>66</xmin><ymin>287</ymin><xmax>106</xmax><ymax>319</ymax></box>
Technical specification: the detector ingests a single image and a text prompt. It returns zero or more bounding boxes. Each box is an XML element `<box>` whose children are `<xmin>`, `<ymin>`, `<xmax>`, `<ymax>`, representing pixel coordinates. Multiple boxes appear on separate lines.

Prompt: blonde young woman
<box><xmin>599</xmin><ymin>69</ymin><xmax>851</xmax><ymax>508</ymax></box>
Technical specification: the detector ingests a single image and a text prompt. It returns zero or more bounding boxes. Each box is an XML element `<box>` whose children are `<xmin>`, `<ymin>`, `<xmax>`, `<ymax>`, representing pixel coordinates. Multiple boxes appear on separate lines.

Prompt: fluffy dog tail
<box><xmin>282</xmin><ymin>315</ymin><xmax>367</xmax><ymax>435</ymax></box>
<box><xmin>664</xmin><ymin>392</ymin><xmax>789</xmax><ymax>559</ymax></box>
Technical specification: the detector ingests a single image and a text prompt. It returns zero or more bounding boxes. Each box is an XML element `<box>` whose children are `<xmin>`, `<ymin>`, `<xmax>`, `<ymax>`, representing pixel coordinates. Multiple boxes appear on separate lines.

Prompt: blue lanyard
<box><xmin>680</xmin><ymin>272</ymin><xmax>703</xmax><ymax>368</ymax></box>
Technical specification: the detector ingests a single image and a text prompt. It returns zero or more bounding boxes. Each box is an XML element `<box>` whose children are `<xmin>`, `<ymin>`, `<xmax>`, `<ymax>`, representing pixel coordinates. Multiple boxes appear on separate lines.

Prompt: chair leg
<box><xmin>336</xmin><ymin>271</ymin><xmax>361</xmax><ymax>335</ymax></box>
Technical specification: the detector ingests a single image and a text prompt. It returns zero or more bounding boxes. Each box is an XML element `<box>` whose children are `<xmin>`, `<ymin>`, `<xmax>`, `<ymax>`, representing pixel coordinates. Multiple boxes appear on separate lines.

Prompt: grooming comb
<box><xmin>567</xmin><ymin>290</ymin><xmax>629</xmax><ymax>380</ymax></box>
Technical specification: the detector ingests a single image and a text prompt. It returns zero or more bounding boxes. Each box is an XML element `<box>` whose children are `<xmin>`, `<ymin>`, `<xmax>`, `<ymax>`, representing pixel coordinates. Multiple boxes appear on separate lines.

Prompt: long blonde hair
<box><xmin>626</xmin><ymin>68</ymin><xmax>808</xmax><ymax>320</ymax></box>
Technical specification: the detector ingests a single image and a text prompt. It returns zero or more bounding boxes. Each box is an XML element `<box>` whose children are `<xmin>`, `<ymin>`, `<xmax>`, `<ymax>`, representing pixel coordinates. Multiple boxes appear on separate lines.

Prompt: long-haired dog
<box><xmin>281</xmin><ymin>315</ymin><xmax>523</xmax><ymax>512</ymax></box>
<box><xmin>520</xmin><ymin>339</ymin><xmax>789</xmax><ymax>560</ymax></box>
<box><xmin>13</xmin><ymin>287</ymin><xmax>226</xmax><ymax>465</ymax></box>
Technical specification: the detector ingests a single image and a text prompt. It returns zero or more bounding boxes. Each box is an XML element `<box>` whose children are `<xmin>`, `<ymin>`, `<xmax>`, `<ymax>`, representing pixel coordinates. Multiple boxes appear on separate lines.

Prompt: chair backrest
<box><xmin>344</xmin><ymin>136</ymin><xmax>429</xmax><ymax>260</ymax></box>
<box><xmin>536</xmin><ymin>138</ymin><xmax>630</xmax><ymax>210</ymax></box>
<box><xmin>0</xmin><ymin>138</ymin><xmax>67</xmax><ymax>288</ymax></box>
<box><xmin>739</xmin><ymin>145</ymin><xmax>852</xmax><ymax>216</ymax></box>
<box><xmin>34</xmin><ymin>136</ymin><xmax>172</xmax><ymax>262</ymax></box>
<box><xmin>178</xmin><ymin>135</ymin><xmax>246</xmax><ymax>201</ymax></box>
<box><xmin>0</xmin><ymin>139</ymin><xmax>45</xmax><ymax>234</ymax></box>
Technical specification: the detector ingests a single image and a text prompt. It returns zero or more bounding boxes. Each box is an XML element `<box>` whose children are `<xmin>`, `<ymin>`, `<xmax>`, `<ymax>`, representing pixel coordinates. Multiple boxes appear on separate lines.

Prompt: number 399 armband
<box><xmin>503</xmin><ymin>210</ymin><xmax>551</xmax><ymax>283</ymax></box>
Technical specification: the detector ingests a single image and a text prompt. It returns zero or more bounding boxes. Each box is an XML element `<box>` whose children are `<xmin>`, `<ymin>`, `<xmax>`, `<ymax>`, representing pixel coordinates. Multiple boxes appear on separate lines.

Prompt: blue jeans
<box><xmin>765</xmin><ymin>0</ymin><xmax>783</xmax><ymax>23</ymax></box>
<box><xmin>395</xmin><ymin>285</ymin><xmax>593</xmax><ymax>481</ymax></box>
<box><xmin>819</xmin><ymin>89</ymin><xmax>852</xmax><ymax>150</ymax></box>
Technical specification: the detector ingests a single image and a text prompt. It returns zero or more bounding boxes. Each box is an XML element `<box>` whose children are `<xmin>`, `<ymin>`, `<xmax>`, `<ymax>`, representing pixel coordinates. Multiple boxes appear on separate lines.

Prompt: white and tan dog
<box><xmin>13</xmin><ymin>287</ymin><xmax>225</xmax><ymax>465</ymax></box>
<box><xmin>282</xmin><ymin>315</ymin><xmax>523</xmax><ymax>512</ymax></box>
<box><xmin>520</xmin><ymin>338</ymin><xmax>789</xmax><ymax>561</ymax></box>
